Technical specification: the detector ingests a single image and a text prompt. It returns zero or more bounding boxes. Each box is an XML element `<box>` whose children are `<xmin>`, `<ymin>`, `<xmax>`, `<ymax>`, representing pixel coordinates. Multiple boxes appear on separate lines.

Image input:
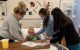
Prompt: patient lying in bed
<box><xmin>25</xmin><ymin>26</ymin><xmax>40</xmax><ymax>41</ymax></box>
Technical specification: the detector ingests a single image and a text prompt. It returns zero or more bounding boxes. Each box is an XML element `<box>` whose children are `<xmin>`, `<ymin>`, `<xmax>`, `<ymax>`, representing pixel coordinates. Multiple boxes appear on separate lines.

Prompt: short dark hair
<box><xmin>39</xmin><ymin>8</ymin><xmax>49</xmax><ymax>27</ymax></box>
<box><xmin>39</xmin><ymin>8</ymin><xmax>48</xmax><ymax>15</ymax></box>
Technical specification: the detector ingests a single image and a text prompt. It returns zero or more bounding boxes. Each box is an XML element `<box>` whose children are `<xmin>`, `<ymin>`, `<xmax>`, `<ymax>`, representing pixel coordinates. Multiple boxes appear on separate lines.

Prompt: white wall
<box><xmin>6</xmin><ymin>0</ymin><xmax>26</xmax><ymax>16</ymax></box>
<box><xmin>60</xmin><ymin>0</ymin><xmax>74</xmax><ymax>9</ymax></box>
<box><xmin>0</xmin><ymin>0</ymin><xmax>74</xmax><ymax>28</ymax></box>
<box><xmin>6</xmin><ymin>0</ymin><xmax>74</xmax><ymax>17</ymax></box>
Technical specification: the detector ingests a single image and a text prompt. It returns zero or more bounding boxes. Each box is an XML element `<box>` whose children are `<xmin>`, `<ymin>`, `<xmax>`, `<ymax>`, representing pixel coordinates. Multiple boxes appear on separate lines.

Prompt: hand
<box><xmin>47</xmin><ymin>36</ymin><xmax>52</xmax><ymax>40</ymax></box>
<box><xmin>45</xmin><ymin>35</ymin><xmax>52</xmax><ymax>41</ymax></box>
<box><xmin>31</xmin><ymin>33</ymin><xmax>37</xmax><ymax>36</ymax></box>
<box><xmin>28</xmin><ymin>30</ymin><xmax>37</xmax><ymax>36</ymax></box>
<box><xmin>46</xmin><ymin>36</ymin><xmax>52</xmax><ymax>44</ymax></box>
<box><xmin>54</xmin><ymin>42</ymin><xmax>59</xmax><ymax>47</ymax></box>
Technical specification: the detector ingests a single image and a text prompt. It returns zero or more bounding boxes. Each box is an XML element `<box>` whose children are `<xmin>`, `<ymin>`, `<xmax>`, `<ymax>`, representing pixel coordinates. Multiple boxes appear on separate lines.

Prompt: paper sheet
<box><xmin>22</xmin><ymin>41</ymin><xmax>39</xmax><ymax>47</ymax></box>
<box><xmin>22</xmin><ymin>41</ymin><xmax>49</xmax><ymax>47</ymax></box>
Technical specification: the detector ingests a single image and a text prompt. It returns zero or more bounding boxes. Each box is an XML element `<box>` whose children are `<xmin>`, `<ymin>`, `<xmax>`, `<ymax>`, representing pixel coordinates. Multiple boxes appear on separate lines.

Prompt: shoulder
<box><xmin>6</xmin><ymin>14</ymin><xmax>18</xmax><ymax>23</ymax></box>
<box><xmin>49</xmin><ymin>15</ymin><xmax>53</xmax><ymax>22</ymax></box>
<box><xmin>47</xmin><ymin>15</ymin><xmax>53</xmax><ymax>25</ymax></box>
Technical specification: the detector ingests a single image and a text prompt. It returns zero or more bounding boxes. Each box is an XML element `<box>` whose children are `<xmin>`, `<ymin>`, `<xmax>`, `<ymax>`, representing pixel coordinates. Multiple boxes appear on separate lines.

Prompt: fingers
<box><xmin>54</xmin><ymin>42</ymin><xmax>59</xmax><ymax>47</ymax></box>
<box><xmin>32</xmin><ymin>33</ymin><xmax>37</xmax><ymax>36</ymax></box>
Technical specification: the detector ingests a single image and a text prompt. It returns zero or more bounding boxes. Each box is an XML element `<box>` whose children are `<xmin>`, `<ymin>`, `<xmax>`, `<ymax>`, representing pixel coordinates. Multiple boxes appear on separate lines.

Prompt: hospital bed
<box><xmin>21</xmin><ymin>28</ymin><xmax>69</xmax><ymax>50</ymax></box>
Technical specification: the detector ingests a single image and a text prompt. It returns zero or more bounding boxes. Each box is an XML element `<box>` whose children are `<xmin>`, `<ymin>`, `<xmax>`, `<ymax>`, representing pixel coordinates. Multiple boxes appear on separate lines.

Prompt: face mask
<box><xmin>41</xmin><ymin>16</ymin><xmax>45</xmax><ymax>19</ymax></box>
<box><xmin>19</xmin><ymin>16</ymin><xmax>23</xmax><ymax>20</ymax></box>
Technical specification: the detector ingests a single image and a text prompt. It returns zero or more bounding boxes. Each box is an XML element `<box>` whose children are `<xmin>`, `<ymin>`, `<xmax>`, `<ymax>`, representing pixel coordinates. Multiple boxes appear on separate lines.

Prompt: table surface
<box><xmin>0</xmin><ymin>40</ymin><xmax>50</xmax><ymax>50</ymax></box>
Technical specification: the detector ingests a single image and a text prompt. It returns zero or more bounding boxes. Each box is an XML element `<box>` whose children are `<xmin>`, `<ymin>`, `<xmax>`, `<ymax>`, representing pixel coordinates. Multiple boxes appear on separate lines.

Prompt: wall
<box><xmin>60</xmin><ymin>0</ymin><xmax>74</xmax><ymax>9</ymax></box>
<box><xmin>73</xmin><ymin>0</ymin><xmax>80</xmax><ymax>33</ymax></box>
<box><xmin>0</xmin><ymin>0</ymin><xmax>74</xmax><ymax>28</ymax></box>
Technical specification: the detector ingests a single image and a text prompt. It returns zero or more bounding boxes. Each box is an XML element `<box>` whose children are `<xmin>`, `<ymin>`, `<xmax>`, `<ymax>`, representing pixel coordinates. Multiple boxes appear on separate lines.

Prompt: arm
<box><xmin>8</xmin><ymin>21</ymin><xmax>23</xmax><ymax>41</ymax></box>
<box><xmin>28</xmin><ymin>27</ymin><xmax>45</xmax><ymax>36</ymax></box>
<box><xmin>45</xmin><ymin>16</ymin><xmax>54</xmax><ymax>36</ymax></box>
<box><xmin>50</xmin><ymin>27</ymin><xmax>65</xmax><ymax>44</ymax></box>
<box><xmin>43</xmin><ymin>17</ymin><xmax>54</xmax><ymax>43</ymax></box>
<box><xmin>36</xmin><ymin>27</ymin><xmax>45</xmax><ymax>35</ymax></box>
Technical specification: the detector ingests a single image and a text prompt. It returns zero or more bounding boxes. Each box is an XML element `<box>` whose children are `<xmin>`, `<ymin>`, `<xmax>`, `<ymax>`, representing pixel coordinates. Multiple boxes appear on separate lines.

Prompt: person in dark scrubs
<box><xmin>51</xmin><ymin>7</ymin><xmax>80</xmax><ymax>50</ymax></box>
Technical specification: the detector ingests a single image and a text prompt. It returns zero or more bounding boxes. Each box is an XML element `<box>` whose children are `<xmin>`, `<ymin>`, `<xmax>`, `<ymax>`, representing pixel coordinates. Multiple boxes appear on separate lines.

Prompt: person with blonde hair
<box><xmin>0</xmin><ymin>1</ymin><xmax>27</xmax><ymax>42</ymax></box>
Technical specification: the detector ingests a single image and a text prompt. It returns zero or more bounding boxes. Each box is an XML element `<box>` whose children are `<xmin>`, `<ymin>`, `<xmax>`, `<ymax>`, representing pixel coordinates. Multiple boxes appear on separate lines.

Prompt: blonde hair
<box><xmin>14</xmin><ymin>1</ymin><xmax>26</xmax><ymax>15</ymax></box>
